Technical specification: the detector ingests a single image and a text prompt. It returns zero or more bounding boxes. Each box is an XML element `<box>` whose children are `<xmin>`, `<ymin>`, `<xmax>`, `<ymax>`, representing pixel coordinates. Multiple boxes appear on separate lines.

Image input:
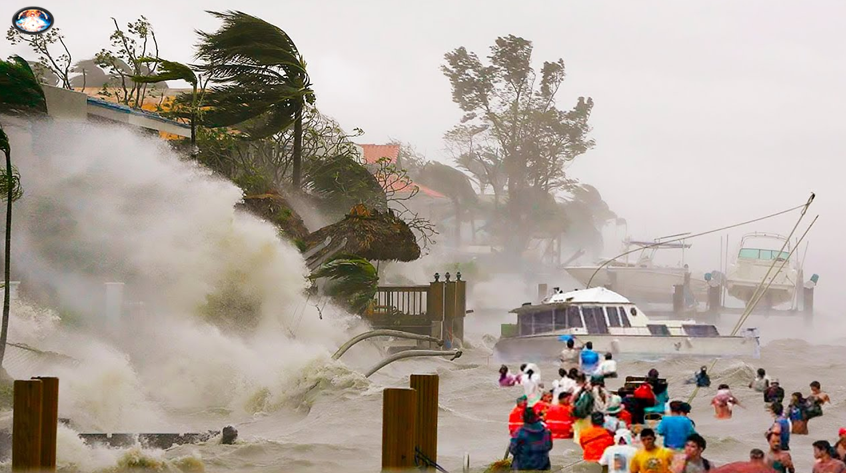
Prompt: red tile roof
<box><xmin>360</xmin><ymin>144</ymin><xmax>400</xmax><ymax>164</ymax></box>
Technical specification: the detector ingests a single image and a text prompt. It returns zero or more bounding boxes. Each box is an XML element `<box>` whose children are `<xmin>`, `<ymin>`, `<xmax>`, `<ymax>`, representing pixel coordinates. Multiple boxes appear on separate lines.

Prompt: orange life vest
<box><xmin>509</xmin><ymin>405</ymin><xmax>525</xmax><ymax>437</ymax></box>
<box><xmin>545</xmin><ymin>404</ymin><xmax>574</xmax><ymax>439</ymax></box>
<box><xmin>579</xmin><ymin>425</ymin><xmax>615</xmax><ymax>462</ymax></box>
<box><xmin>619</xmin><ymin>408</ymin><xmax>633</xmax><ymax>427</ymax></box>
<box><xmin>533</xmin><ymin>401</ymin><xmax>551</xmax><ymax>418</ymax></box>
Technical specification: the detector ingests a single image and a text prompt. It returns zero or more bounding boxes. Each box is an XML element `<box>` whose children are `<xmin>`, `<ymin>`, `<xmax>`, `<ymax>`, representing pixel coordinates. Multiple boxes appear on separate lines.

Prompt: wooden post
<box><xmin>672</xmin><ymin>285</ymin><xmax>684</xmax><ymax>313</ymax></box>
<box><xmin>455</xmin><ymin>280</ymin><xmax>466</xmax><ymax>345</ymax></box>
<box><xmin>33</xmin><ymin>377</ymin><xmax>58</xmax><ymax>471</ymax></box>
<box><xmin>13</xmin><ymin>380</ymin><xmax>42</xmax><ymax>472</ymax></box>
<box><xmin>428</xmin><ymin>280</ymin><xmax>444</xmax><ymax>344</ymax></box>
<box><xmin>707</xmin><ymin>285</ymin><xmax>721</xmax><ymax>314</ymax></box>
<box><xmin>803</xmin><ymin>287</ymin><xmax>814</xmax><ymax>314</ymax></box>
<box><xmin>410</xmin><ymin>374</ymin><xmax>439</xmax><ymax>468</ymax></box>
<box><xmin>382</xmin><ymin>388</ymin><xmax>417</xmax><ymax>471</ymax></box>
<box><xmin>444</xmin><ymin>282</ymin><xmax>456</xmax><ymax>347</ymax></box>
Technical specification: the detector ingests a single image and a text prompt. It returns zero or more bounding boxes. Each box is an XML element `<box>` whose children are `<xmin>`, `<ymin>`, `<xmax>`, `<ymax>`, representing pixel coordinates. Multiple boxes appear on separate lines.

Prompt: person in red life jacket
<box><xmin>546</xmin><ymin>392</ymin><xmax>575</xmax><ymax>439</ymax></box>
<box><xmin>534</xmin><ymin>391</ymin><xmax>554</xmax><ymax>419</ymax></box>
<box><xmin>579</xmin><ymin>412</ymin><xmax>616</xmax><ymax>462</ymax></box>
<box><xmin>509</xmin><ymin>396</ymin><xmax>528</xmax><ymax>437</ymax></box>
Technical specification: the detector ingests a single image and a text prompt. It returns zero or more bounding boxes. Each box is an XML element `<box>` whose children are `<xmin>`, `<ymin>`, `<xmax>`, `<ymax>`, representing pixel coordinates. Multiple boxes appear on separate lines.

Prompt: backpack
<box><xmin>573</xmin><ymin>391</ymin><xmax>594</xmax><ymax>419</ymax></box>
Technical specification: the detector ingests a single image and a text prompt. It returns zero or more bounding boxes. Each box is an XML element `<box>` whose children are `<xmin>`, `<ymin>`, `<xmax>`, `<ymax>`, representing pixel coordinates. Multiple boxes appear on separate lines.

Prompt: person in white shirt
<box><xmin>552</xmin><ymin>368</ymin><xmax>579</xmax><ymax>404</ymax></box>
<box><xmin>559</xmin><ymin>338</ymin><xmax>581</xmax><ymax>368</ymax></box>
<box><xmin>599</xmin><ymin>429</ymin><xmax>638</xmax><ymax>473</ymax></box>
<box><xmin>521</xmin><ymin>363</ymin><xmax>542</xmax><ymax>406</ymax></box>
<box><xmin>598</xmin><ymin>352</ymin><xmax>618</xmax><ymax>378</ymax></box>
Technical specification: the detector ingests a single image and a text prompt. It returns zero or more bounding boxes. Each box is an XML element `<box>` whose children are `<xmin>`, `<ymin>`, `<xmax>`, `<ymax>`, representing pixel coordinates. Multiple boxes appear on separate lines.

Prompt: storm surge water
<box><xmin>0</xmin><ymin>119</ymin><xmax>380</xmax><ymax>470</ymax></box>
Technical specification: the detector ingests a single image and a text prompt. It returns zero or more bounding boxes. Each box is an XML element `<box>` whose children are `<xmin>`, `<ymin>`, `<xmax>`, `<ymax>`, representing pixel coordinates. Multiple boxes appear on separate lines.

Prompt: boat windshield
<box><xmin>738</xmin><ymin>248</ymin><xmax>790</xmax><ymax>261</ymax></box>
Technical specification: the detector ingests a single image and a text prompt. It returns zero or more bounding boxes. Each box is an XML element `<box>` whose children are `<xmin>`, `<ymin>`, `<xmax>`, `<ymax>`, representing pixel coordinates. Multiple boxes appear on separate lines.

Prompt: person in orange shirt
<box><xmin>509</xmin><ymin>396</ymin><xmax>528</xmax><ymax>437</ymax></box>
<box><xmin>546</xmin><ymin>392</ymin><xmax>574</xmax><ymax>439</ymax></box>
<box><xmin>534</xmin><ymin>391</ymin><xmax>554</xmax><ymax>419</ymax></box>
<box><xmin>580</xmin><ymin>412</ymin><xmax>616</xmax><ymax>462</ymax></box>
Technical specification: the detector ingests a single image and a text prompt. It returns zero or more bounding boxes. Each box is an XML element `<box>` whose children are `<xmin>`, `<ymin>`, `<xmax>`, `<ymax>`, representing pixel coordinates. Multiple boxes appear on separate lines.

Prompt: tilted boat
<box><xmin>493</xmin><ymin>287</ymin><xmax>760</xmax><ymax>363</ymax></box>
<box><xmin>563</xmin><ymin>239</ymin><xmax>709</xmax><ymax>305</ymax></box>
<box><xmin>726</xmin><ymin>233</ymin><xmax>798</xmax><ymax>308</ymax></box>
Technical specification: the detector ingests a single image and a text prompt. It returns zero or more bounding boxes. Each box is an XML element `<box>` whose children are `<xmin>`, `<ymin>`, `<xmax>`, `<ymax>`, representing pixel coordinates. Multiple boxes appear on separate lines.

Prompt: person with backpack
<box><xmin>509</xmin><ymin>407</ymin><xmax>553</xmax><ymax>471</ymax></box>
<box><xmin>572</xmin><ymin>374</ymin><xmax>595</xmax><ymax>443</ymax></box>
<box><xmin>673</xmin><ymin>434</ymin><xmax>713</xmax><ymax>473</ymax></box>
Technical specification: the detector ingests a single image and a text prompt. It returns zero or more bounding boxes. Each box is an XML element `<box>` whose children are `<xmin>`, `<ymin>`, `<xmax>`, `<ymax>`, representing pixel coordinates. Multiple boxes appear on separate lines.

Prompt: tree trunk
<box><xmin>0</xmin><ymin>149</ymin><xmax>13</xmax><ymax>370</ymax></box>
<box><xmin>292</xmin><ymin>108</ymin><xmax>303</xmax><ymax>188</ymax></box>
<box><xmin>190</xmin><ymin>83</ymin><xmax>197</xmax><ymax>158</ymax></box>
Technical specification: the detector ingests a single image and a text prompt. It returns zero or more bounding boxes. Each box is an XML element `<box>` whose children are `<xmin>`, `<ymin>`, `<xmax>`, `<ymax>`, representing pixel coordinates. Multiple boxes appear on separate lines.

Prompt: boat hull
<box><xmin>493</xmin><ymin>333</ymin><xmax>759</xmax><ymax>363</ymax></box>
<box><xmin>726</xmin><ymin>281</ymin><xmax>794</xmax><ymax>306</ymax></box>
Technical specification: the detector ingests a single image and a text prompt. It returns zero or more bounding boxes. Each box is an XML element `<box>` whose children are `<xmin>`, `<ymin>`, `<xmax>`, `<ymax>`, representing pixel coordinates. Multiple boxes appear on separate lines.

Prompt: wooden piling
<box><xmin>12</xmin><ymin>380</ymin><xmax>42</xmax><ymax>472</ymax></box>
<box><xmin>428</xmin><ymin>281</ymin><xmax>445</xmax><ymax>344</ymax></box>
<box><xmin>382</xmin><ymin>388</ymin><xmax>417</xmax><ymax>471</ymax></box>
<box><xmin>672</xmin><ymin>285</ymin><xmax>684</xmax><ymax>313</ymax></box>
<box><xmin>803</xmin><ymin>287</ymin><xmax>814</xmax><ymax>314</ymax></box>
<box><xmin>410</xmin><ymin>374</ymin><xmax>439</xmax><ymax>468</ymax></box>
<box><xmin>707</xmin><ymin>285</ymin><xmax>721</xmax><ymax>314</ymax></box>
<box><xmin>33</xmin><ymin>377</ymin><xmax>58</xmax><ymax>471</ymax></box>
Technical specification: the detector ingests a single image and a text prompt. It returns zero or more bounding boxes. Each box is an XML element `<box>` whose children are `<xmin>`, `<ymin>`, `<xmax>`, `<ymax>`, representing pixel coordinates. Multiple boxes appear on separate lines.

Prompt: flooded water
<box><xmin>0</xmin><ymin>121</ymin><xmax>842</xmax><ymax>472</ymax></box>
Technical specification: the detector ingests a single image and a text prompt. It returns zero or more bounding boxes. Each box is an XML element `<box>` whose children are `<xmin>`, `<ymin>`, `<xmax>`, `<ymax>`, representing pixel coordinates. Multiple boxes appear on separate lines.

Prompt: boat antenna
<box><xmin>585</xmin><ymin>193</ymin><xmax>815</xmax><ymax>289</ymax></box>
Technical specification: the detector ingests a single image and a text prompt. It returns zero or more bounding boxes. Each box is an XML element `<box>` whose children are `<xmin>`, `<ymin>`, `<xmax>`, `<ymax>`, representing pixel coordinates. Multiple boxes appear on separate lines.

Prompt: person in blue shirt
<box><xmin>580</xmin><ymin>341</ymin><xmax>600</xmax><ymax>375</ymax></box>
<box><xmin>657</xmin><ymin>401</ymin><xmax>697</xmax><ymax>450</ymax></box>
<box><xmin>768</xmin><ymin>402</ymin><xmax>791</xmax><ymax>451</ymax></box>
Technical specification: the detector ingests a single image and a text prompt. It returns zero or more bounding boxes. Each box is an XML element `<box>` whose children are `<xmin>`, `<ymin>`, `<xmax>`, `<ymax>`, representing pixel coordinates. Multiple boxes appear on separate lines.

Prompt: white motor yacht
<box><xmin>493</xmin><ymin>287</ymin><xmax>760</xmax><ymax>363</ymax></box>
<box><xmin>726</xmin><ymin>233</ymin><xmax>798</xmax><ymax>307</ymax></box>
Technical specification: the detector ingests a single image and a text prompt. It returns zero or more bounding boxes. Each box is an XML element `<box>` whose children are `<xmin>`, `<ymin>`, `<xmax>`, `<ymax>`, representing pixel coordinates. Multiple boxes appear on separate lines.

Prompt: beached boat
<box><xmin>726</xmin><ymin>233</ymin><xmax>798</xmax><ymax>307</ymax></box>
<box><xmin>493</xmin><ymin>287</ymin><xmax>760</xmax><ymax>363</ymax></box>
<box><xmin>563</xmin><ymin>239</ymin><xmax>709</xmax><ymax>304</ymax></box>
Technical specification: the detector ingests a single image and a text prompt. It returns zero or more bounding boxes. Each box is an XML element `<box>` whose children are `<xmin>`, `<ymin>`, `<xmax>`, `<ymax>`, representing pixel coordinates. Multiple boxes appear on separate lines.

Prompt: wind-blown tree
<box><xmin>309</xmin><ymin>254</ymin><xmax>378</xmax><ymax>315</ymax></box>
<box><xmin>442</xmin><ymin>35</ymin><xmax>595</xmax><ymax>254</ymax></box>
<box><xmin>195</xmin><ymin>10</ymin><xmax>315</xmax><ymax>188</ymax></box>
<box><xmin>133</xmin><ymin>58</ymin><xmax>199</xmax><ymax>155</ymax></box>
<box><xmin>0</xmin><ymin>55</ymin><xmax>47</xmax><ymax>375</ymax></box>
<box><xmin>414</xmin><ymin>162</ymin><xmax>478</xmax><ymax>245</ymax></box>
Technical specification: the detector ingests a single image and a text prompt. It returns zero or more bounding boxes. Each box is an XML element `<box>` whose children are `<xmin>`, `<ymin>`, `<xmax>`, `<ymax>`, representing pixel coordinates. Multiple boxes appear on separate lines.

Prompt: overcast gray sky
<box><xmin>3</xmin><ymin>1</ymin><xmax>845</xmax><ymax>309</ymax></box>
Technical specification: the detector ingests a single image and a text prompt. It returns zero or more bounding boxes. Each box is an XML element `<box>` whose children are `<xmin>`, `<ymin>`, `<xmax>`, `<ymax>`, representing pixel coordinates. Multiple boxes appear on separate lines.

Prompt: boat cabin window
<box><xmin>582</xmin><ymin>306</ymin><xmax>609</xmax><ymax>334</ymax></box>
<box><xmin>567</xmin><ymin>306</ymin><xmax>583</xmax><ymax>328</ymax></box>
<box><xmin>606</xmin><ymin>307</ymin><xmax>621</xmax><ymax>327</ymax></box>
<box><xmin>554</xmin><ymin>309</ymin><xmax>567</xmax><ymax>329</ymax></box>
<box><xmin>683</xmin><ymin>325</ymin><xmax>719</xmax><ymax>337</ymax></box>
<box><xmin>647</xmin><ymin>324</ymin><xmax>671</xmax><ymax>336</ymax></box>
<box><xmin>618</xmin><ymin>307</ymin><xmax>632</xmax><ymax>327</ymax></box>
<box><xmin>533</xmin><ymin>311</ymin><xmax>554</xmax><ymax>334</ymax></box>
<box><xmin>518</xmin><ymin>313</ymin><xmax>533</xmax><ymax>336</ymax></box>
<box><xmin>739</xmin><ymin>248</ymin><xmax>790</xmax><ymax>260</ymax></box>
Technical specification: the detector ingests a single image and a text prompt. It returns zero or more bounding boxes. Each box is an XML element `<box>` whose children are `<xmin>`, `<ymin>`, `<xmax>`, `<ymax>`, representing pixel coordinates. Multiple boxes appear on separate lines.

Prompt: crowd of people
<box><xmin>500</xmin><ymin>343</ymin><xmax>844</xmax><ymax>473</ymax></box>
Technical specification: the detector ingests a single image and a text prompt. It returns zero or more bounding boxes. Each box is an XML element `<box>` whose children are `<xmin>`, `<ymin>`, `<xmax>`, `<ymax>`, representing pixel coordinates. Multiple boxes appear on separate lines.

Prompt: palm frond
<box><xmin>0</xmin><ymin>165</ymin><xmax>23</xmax><ymax>202</ymax></box>
<box><xmin>0</xmin><ymin>55</ymin><xmax>48</xmax><ymax>116</ymax></box>
<box><xmin>133</xmin><ymin>57</ymin><xmax>197</xmax><ymax>85</ymax></box>
<box><xmin>310</xmin><ymin>254</ymin><xmax>378</xmax><ymax>314</ymax></box>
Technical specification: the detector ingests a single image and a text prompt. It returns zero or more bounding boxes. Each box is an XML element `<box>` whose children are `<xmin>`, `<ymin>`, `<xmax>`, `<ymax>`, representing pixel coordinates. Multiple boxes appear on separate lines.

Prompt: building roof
<box><xmin>359</xmin><ymin>144</ymin><xmax>400</xmax><ymax>164</ymax></box>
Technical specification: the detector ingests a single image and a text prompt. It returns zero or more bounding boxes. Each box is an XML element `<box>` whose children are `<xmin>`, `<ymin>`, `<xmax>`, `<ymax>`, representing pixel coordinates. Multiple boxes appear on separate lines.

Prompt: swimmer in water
<box><xmin>711</xmin><ymin>384</ymin><xmax>741</xmax><ymax>419</ymax></box>
<box><xmin>499</xmin><ymin>365</ymin><xmax>522</xmax><ymax>387</ymax></box>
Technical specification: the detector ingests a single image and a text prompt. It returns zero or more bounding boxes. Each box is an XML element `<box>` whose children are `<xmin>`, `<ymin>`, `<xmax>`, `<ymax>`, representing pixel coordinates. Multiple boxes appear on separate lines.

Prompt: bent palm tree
<box><xmin>196</xmin><ymin>10</ymin><xmax>315</xmax><ymax>188</ymax></box>
<box><xmin>0</xmin><ymin>55</ymin><xmax>47</xmax><ymax>374</ymax></box>
<box><xmin>310</xmin><ymin>254</ymin><xmax>378</xmax><ymax>315</ymax></box>
<box><xmin>133</xmin><ymin>58</ymin><xmax>199</xmax><ymax>155</ymax></box>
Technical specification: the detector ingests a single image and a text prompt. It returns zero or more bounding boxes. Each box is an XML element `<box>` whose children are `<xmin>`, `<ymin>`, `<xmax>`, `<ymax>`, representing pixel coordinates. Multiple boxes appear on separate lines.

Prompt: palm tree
<box><xmin>0</xmin><ymin>56</ymin><xmax>47</xmax><ymax>374</ymax></box>
<box><xmin>310</xmin><ymin>254</ymin><xmax>378</xmax><ymax>315</ymax></box>
<box><xmin>195</xmin><ymin>10</ymin><xmax>315</xmax><ymax>188</ymax></box>
<box><xmin>133</xmin><ymin>58</ymin><xmax>199</xmax><ymax>156</ymax></box>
